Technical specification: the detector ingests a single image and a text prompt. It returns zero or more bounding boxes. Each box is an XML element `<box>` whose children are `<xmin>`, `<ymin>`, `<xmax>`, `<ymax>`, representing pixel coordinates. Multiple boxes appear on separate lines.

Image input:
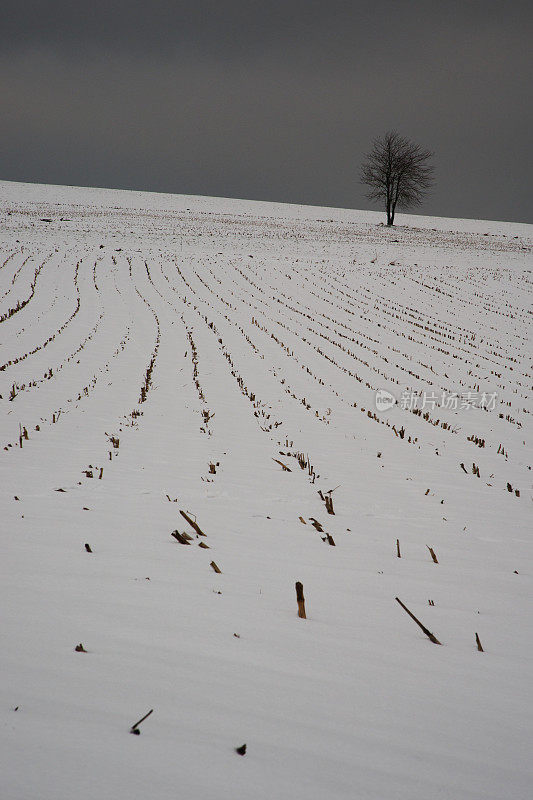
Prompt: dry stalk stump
<box><xmin>180</xmin><ymin>509</ymin><xmax>207</xmax><ymax>536</ymax></box>
<box><xmin>295</xmin><ymin>581</ymin><xmax>306</xmax><ymax>618</ymax></box>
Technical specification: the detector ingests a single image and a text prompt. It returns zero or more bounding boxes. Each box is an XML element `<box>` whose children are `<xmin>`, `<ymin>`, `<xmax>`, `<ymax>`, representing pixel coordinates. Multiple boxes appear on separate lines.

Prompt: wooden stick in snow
<box><xmin>171</xmin><ymin>531</ymin><xmax>191</xmax><ymax>545</ymax></box>
<box><xmin>395</xmin><ymin>597</ymin><xmax>441</xmax><ymax>645</ymax></box>
<box><xmin>180</xmin><ymin>509</ymin><xmax>207</xmax><ymax>536</ymax></box>
<box><xmin>475</xmin><ymin>633</ymin><xmax>484</xmax><ymax>652</ymax></box>
<box><xmin>295</xmin><ymin>581</ymin><xmax>306</xmax><ymax>619</ymax></box>
<box><xmin>396</xmin><ymin>539</ymin><xmax>401</xmax><ymax>558</ymax></box>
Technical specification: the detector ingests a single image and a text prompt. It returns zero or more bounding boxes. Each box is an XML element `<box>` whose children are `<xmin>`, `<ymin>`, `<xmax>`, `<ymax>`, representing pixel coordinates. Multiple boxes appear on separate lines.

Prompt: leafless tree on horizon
<box><xmin>361</xmin><ymin>131</ymin><xmax>434</xmax><ymax>226</ymax></box>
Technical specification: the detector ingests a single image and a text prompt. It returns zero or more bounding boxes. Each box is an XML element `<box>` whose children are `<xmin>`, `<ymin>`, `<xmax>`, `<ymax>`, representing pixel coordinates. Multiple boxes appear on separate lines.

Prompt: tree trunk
<box><xmin>386</xmin><ymin>183</ymin><xmax>393</xmax><ymax>226</ymax></box>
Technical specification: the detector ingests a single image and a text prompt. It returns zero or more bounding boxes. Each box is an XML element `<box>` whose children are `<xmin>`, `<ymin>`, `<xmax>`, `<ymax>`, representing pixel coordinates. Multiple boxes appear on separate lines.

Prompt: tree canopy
<box><xmin>361</xmin><ymin>131</ymin><xmax>433</xmax><ymax>225</ymax></box>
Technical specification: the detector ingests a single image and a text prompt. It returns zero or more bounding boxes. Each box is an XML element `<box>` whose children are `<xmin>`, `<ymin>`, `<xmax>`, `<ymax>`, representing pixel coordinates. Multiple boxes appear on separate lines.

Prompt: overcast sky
<box><xmin>2</xmin><ymin>1</ymin><xmax>532</xmax><ymax>222</ymax></box>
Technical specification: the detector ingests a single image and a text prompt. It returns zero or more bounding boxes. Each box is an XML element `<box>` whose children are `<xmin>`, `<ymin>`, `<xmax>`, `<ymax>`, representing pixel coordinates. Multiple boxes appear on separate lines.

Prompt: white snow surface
<box><xmin>1</xmin><ymin>180</ymin><xmax>532</xmax><ymax>800</ymax></box>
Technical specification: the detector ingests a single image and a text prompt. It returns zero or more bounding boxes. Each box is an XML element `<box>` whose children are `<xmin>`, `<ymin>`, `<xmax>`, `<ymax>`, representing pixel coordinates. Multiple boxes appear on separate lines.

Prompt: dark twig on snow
<box><xmin>395</xmin><ymin>597</ymin><xmax>441</xmax><ymax>645</ymax></box>
<box><xmin>130</xmin><ymin>708</ymin><xmax>153</xmax><ymax>734</ymax></box>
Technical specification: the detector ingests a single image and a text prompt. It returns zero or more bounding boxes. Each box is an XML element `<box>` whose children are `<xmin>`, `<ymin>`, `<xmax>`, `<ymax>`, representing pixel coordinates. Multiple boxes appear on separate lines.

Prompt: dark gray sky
<box><xmin>2</xmin><ymin>1</ymin><xmax>532</xmax><ymax>222</ymax></box>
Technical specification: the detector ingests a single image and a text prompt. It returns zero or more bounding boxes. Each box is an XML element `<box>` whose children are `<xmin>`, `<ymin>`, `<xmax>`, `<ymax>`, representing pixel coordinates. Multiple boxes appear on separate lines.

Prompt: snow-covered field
<box><xmin>1</xmin><ymin>179</ymin><xmax>531</xmax><ymax>800</ymax></box>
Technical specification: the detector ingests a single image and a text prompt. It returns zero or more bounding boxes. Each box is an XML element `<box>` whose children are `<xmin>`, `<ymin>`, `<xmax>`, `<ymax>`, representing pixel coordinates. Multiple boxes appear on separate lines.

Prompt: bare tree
<box><xmin>361</xmin><ymin>131</ymin><xmax>434</xmax><ymax>226</ymax></box>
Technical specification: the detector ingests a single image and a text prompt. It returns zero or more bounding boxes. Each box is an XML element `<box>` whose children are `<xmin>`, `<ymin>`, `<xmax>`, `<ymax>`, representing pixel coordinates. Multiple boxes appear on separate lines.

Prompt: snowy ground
<box><xmin>1</xmin><ymin>179</ymin><xmax>531</xmax><ymax>800</ymax></box>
